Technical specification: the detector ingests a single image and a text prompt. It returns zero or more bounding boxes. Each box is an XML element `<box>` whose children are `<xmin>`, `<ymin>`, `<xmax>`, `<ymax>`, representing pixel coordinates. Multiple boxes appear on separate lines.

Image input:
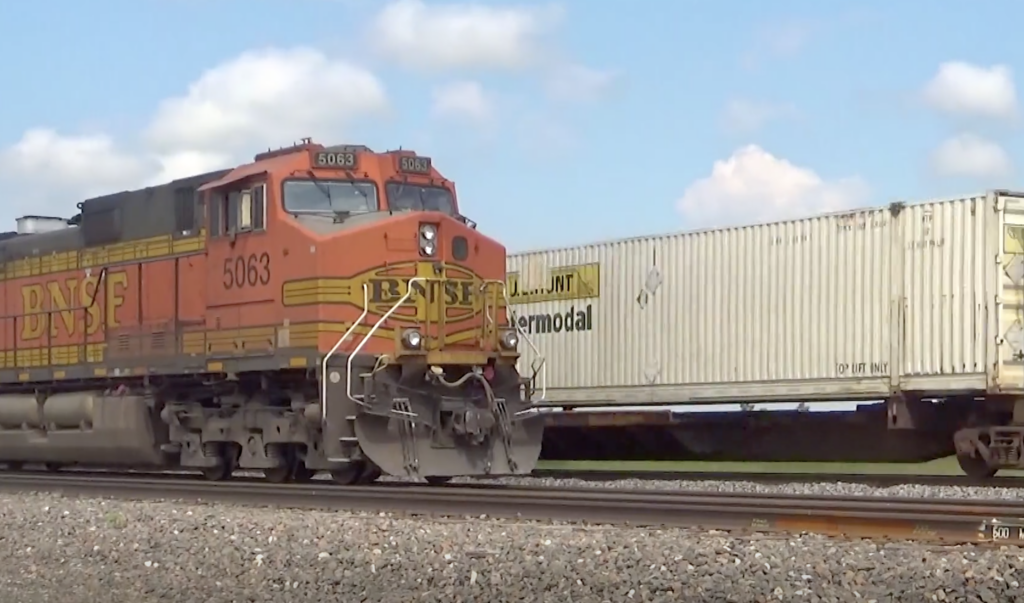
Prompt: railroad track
<box><xmin>530</xmin><ymin>468</ymin><xmax>1024</xmax><ymax>488</ymax></box>
<box><xmin>2</xmin><ymin>471</ymin><xmax>1024</xmax><ymax>545</ymax></box>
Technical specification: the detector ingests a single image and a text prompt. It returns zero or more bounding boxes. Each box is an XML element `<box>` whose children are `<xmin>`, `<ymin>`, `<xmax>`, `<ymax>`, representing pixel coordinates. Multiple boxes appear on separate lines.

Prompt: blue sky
<box><xmin>1</xmin><ymin>0</ymin><xmax>1021</xmax><ymax>257</ymax></box>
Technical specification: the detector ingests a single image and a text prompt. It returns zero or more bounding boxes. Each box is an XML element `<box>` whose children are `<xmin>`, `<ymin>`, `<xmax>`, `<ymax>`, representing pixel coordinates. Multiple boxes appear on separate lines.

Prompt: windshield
<box><xmin>385</xmin><ymin>182</ymin><xmax>455</xmax><ymax>215</ymax></box>
<box><xmin>283</xmin><ymin>180</ymin><xmax>379</xmax><ymax>214</ymax></box>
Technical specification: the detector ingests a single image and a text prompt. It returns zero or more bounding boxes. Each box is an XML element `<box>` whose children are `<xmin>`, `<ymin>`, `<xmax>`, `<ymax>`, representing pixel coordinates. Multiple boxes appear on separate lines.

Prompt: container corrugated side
<box><xmin>506</xmin><ymin>193</ymin><xmax>1008</xmax><ymax>406</ymax></box>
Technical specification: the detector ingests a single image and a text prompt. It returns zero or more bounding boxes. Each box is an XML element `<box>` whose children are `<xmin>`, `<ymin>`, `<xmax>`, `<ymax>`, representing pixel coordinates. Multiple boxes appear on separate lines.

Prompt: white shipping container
<box><xmin>506</xmin><ymin>191</ymin><xmax>1024</xmax><ymax>406</ymax></box>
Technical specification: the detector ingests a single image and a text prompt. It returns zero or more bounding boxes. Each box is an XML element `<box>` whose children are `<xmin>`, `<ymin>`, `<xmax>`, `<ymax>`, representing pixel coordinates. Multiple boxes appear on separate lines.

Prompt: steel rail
<box><xmin>1</xmin><ymin>473</ymin><xmax>1023</xmax><ymax>545</ymax></box>
<box><xmin>530</xmin><ymin>468</ymin><xmax>1024</xmax><ymax>489</ymax></box>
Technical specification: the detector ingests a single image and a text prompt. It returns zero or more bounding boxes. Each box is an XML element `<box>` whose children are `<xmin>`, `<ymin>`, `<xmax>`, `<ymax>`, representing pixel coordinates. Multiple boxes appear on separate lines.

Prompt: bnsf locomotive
<box><xmin>0</xmin><ymin>139</ymin><xmax>545</xmax><ymax>484</ymax></box>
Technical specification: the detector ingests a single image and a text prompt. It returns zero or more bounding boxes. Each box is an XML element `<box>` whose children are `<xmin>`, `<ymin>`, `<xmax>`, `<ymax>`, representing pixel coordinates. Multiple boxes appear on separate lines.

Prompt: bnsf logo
<box><xmin>358</xmin><ymin>264</ymin><xmax>483</xmax><ymax>324</ymax></box>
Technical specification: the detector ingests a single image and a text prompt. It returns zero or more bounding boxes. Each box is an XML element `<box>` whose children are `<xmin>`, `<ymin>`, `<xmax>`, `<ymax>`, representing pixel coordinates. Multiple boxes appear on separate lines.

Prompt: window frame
<box><xmin>279</xmin><ymin>177</ymin><xmax>381</xmax><ymax>215</ymax></box>
<box><xmin>208</xmin><ymin>182</ymin><xmax>268</xmax><ymax>238</ymax></box>
<box><xmin>383</xmin><ymin>180</ymin><xmax>457</xmax><ymax>215</ymax></box>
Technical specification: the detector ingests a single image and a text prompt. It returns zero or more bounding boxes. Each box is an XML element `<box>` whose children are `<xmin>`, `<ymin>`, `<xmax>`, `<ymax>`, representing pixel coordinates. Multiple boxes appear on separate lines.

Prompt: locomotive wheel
<box><xmin>201</xmin><ymin>443</ymin><xmax>237</xmax><ymax>481</ymax></box>
<box><xmin>357</xmin><ymin>463</ymin><xmax>381</xmax><ymax>485</ymax></box>
<box><xmin>292</xmin><ymin>462</ymin><xmax>315</xmax><ymax>483</ymax></box>
<box><xmin>330</xmin><ymin>461</ymin><xmax>365</xmax><ymax>485</ymax></box>
<box><xmin>263</xmin><ymin>465</ymin><xmax>292</xmax><ymax>483</ymax></box>
<box><xmin>44</xmin><ymin>463</ymin><xmax>63</xmax><ymax>472</ymax></box>
<box><xmin>425</xmin><ymin>476</ymin><xmax>452</xmax><ymax>486</ymax></box>
<box><xmin>957</xmin><ymin>452</ymin><xmax>997</xmax><ymax>479</ymax></box>
<box><xmin>263</xmin><ymin>445</ymin><xmax>295</xmax><ymax>483</ymax></box>
<box><xmin>202</xmin><ymin>464</ymin><xmax>233</xmax><ymax>481</ymax></box>
<box><xmin>6</xmin><ymin>462</ymin><xmax>23</xmax><ymax>471</ymax></box>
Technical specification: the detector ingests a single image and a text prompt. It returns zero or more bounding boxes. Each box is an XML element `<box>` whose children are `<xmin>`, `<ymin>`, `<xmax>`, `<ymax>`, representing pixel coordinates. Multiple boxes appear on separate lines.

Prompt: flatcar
<box><xmin>0</xmin><ymin>139</ymin><xmax>546</xmax><ymax>484</ymax></box>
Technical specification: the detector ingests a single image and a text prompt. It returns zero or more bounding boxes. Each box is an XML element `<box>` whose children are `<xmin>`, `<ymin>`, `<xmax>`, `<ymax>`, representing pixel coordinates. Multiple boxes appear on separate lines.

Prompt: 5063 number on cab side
<box><xmin>223</xmin><ymin>252</ymin><xmax>271</xmax><ymax>289</ymax></box>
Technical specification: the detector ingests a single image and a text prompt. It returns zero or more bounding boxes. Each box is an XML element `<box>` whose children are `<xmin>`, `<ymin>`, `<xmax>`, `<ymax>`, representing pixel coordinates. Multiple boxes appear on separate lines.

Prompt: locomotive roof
<box><xmin>0</xmin><ymin>138</ymin><xmax>400</xmax><ymax>264</ymax></box>
<box><xmin>0</xmin><ymin>168</ymin><xmax>230</xmax><ymax>264</ymax></box>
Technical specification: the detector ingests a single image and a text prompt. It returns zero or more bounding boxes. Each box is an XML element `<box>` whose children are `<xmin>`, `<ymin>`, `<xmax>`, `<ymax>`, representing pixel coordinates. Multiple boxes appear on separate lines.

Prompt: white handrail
<box><xmin>502</xmin><ymin>288</ymin><xmax>546</xmax><ymax>401</ymax></box>
<box><xmin>346</xmin><ymin>277</ymin><xmax>426</xmax><ymax>404</ymax></box>
<box><xmin>478</xmin><ymin>279</ymin><xmax>547</xmax><ymax>401</ymax></box>
<box><xmin>320</xmin><ymin>284</ymin><xmax>369</xmax><ymax>425</ymax></box>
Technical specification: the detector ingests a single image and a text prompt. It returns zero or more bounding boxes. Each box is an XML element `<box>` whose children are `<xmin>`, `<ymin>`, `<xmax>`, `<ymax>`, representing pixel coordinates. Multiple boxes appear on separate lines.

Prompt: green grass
<box><xmin>537</xmin><ymin>457</ymin><xmax>1024</xmax><ymax>476</ymax></box>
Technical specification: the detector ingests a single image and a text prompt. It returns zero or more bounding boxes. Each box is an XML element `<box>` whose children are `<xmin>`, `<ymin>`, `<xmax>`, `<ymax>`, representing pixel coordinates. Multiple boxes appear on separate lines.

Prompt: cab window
<box><xmin>385</xmin><ymin>182</ymin><xmax>455</xmax><ymax>215</ymax></box>
<box><xmin>209</xmin><ymin>183</ymin><xmax>266</xmax><ymax>236</ymax></box>
<box><xmin>282</xmin><ymin>180</ymin><xmax>378</xmax><ymax>214</ymax></box>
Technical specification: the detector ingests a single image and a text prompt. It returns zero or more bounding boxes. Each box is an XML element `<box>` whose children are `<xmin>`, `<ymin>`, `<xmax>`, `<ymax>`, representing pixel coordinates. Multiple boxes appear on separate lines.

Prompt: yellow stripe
<box><xmin>282</xmin><ymin>279</ymin><xmax>355</xmax><ymax>305</ymax></box>
<box><xmin>0</xmin><ymin>321</ymin><xmax>486</xmax><ymax>371</ymax></box>
<box><xmin>0</xmin><ymin>231</ymin><xmax>206</xmax><ymax>281</ymax></box>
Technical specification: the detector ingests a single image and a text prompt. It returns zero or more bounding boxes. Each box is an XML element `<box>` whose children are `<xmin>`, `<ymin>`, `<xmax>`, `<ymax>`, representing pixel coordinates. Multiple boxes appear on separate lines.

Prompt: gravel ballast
<box><xmin>3</xmin><ymin>491</ymin><xmax>1024</xmax><ymax>602</ymax></box>
<box><xmin>449</xmin><ymin>475</ymin><xmax>1024</xmax><ymax>501</ymax></box>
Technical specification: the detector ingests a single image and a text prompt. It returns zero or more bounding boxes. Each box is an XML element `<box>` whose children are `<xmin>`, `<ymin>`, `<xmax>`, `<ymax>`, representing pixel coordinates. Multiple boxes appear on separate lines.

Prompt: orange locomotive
<box><xmin>0</xmin><ymin>139</ymin><xmax>546</xmax><ymax>484</ymax></box>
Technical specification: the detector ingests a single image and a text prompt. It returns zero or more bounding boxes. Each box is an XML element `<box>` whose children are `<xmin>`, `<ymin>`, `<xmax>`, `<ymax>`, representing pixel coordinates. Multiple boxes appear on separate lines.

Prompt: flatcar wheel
<box><xmin>957</xmin><ymin>452</ymin><xmax>997</xmax><ymax>479</ymax></box>
<box><xmin>44</xmin><ymin>463</ymin><xmax>63</xmax><ymax>472</ymax></box>
<box><xmin>6</xmin><ymin>462</ymin><xmax>24</xmax><ymax>471</ymax></box>
<box><xmin>425</xmin><ymin>476</ymin><xmax>452</xmax><ymax>486</ymax></box>
<box><xmin>330</xmin><ymin>462</ymin><xmax>365</xmax><ymax>486</ymax></box>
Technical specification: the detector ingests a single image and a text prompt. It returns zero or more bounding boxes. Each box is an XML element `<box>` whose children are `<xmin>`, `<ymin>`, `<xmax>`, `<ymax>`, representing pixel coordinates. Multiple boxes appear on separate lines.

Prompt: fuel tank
<box><xmin>0</xmin><ymin>392</ymin><xmax>170</xmax><ymax>466</ymax></box>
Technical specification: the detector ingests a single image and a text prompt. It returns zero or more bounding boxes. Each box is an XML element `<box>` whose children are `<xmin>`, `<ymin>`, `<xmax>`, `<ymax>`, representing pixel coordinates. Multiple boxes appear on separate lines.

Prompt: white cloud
<box><xmin>431</xmin><ymin>81</ymin><xmax>493</xmax><ymax>123</ymax></box>
<box><xmin>676</xmin><ymin>145</ymin><xmax>869</xmax><ymax>229</ymax></box>
<box><xmin>0</xmin><ymin>129</ymin><xmax>152</xmax><ymax>217</ymax></box>
<box><xmin>370</xmin><ymin>0</ymin><xmax>560</xmax><ymax>72</ymax></box>
<box><xmin>720</xmin><ymin>99</ymin><xmax>797</xmax><ymax>134</ymax></box>
<box><xmin>0</xmin><ymin>47</ymin><xmax>390</xmax><ymax>218</ymax></box>
<box><xmin>151</xmin><ymin>150</ymin><xmax>234</xmax><ymax>185</ymax></box>
<box><xmin>146</xmin><ymin>47</ymin><xmax>388</xmax><ymax>163</ymax></box>
<box><xmin>544</xmin><ymin>63</ymin><xmax>620</xmax><ymax>102</ymax></box>
<box><xmin>922</xmin><ymin>61</ymin><xmax>1017</xmax><ymax>121</ymax></box>
<box><xmin>929</xmin><ymin>133</ymin><xmax>1012</xmax><ymax>179</ymax></box>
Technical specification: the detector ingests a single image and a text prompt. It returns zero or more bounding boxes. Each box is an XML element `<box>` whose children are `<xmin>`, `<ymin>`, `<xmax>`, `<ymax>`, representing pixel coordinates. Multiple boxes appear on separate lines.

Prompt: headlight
<box><xmin>402</xmin><ymin>328</ymin><xmax>423</xmax><ymax>349</ymax></box>
<box><xmin>419</xmin><ymin>224</ymin><xmax>437</xmax><ymax>256</ymax></box>
<box><xmin>499</xmin><ymin>329</ymin><xmax>519</xmax><ymax>350</ymax></box>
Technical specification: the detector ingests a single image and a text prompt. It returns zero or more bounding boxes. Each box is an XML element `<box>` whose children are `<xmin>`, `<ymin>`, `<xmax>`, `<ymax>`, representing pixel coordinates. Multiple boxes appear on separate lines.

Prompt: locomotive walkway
<box><xmin>0</xmin><ymin>471</ymin><xmax>1022</xmax><ymax>545</ymax></box>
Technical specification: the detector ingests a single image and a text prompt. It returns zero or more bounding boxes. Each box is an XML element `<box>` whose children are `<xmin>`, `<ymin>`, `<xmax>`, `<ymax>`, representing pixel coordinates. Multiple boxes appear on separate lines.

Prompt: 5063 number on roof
<box><xmin>313</xmin><ymin>151</ymin><xmax>357</xmax><ymax>169</ymax></box>
<box><xmin>398</xmin><ymin>156</ymin><xmax>431</xmax><ymax>174</ymax></box>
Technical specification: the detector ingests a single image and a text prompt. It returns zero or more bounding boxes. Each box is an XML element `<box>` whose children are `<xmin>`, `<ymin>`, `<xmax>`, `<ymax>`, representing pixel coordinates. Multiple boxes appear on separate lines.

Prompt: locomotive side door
<box><xmin>202</xmin><ymin>176</ymin><xmax>270</xmax><ymax>357</ymax></box>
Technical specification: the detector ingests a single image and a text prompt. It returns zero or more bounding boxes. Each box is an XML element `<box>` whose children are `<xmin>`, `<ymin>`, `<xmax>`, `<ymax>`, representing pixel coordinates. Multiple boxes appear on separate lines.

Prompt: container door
<box><xmin>995</xmin><ymin>192</ymin><xmax>1024</xmax><ymax>391</ymax></box>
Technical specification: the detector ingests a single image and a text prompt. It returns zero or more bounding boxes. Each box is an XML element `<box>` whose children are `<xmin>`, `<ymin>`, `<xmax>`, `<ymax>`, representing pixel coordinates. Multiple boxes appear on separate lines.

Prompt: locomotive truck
<box><xmin>0</xmin><ymin>139</ymin><xmax>545</xmax><ymax>484</ymax></box>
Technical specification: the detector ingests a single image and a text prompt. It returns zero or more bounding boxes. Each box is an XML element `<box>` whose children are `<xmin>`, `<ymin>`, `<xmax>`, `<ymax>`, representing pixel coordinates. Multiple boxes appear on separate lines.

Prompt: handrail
<box><xmin>478</xmin><ymin>279</ymin><xmax>547</xmax><ymax>401</ymax></box>
<box><xmin>500</xmin><ymin>286</ymin><xmax>546</xmax><ymax>401</ymax></box>
<box><xmin>346</xmin><ymin>277</ymin><xmax>426</xmax><ymax>404</ymax></box>
<box><xmin>320</xmin><ymin>284</ymin><xmax>369</xmax><ymax>425</ymax></box>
